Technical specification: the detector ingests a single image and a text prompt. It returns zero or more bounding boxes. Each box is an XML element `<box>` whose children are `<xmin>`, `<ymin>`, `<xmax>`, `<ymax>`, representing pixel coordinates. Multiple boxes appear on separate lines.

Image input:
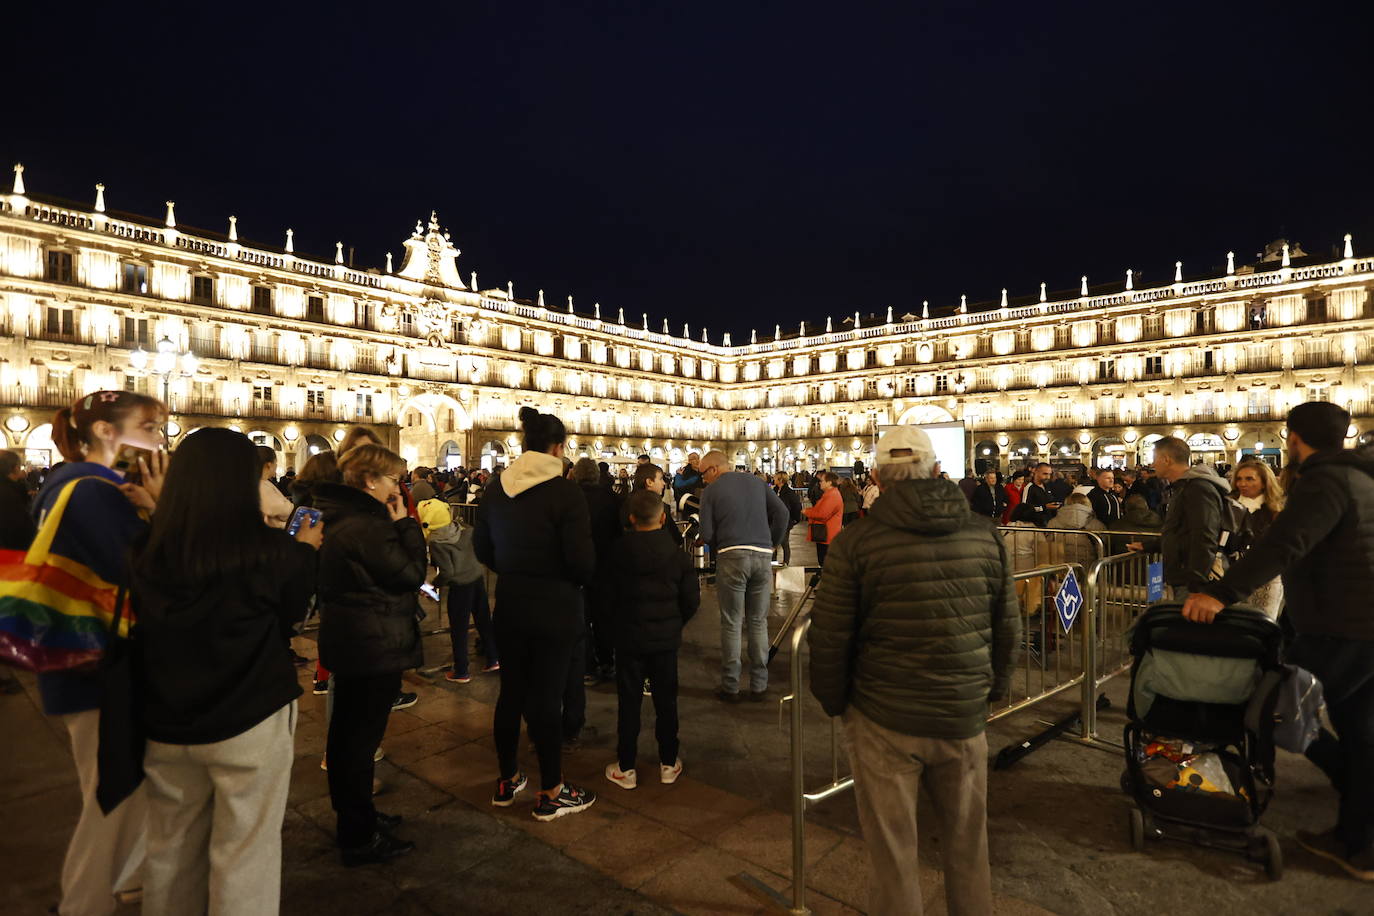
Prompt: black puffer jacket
<box><xmin>475</xmin><ymin>452</ymin><xmax>595</xmax><ymax>640</ymax></box>
<box><xmin>612</xmin><ymin>529</ymin><xmax>700</xmax><ymax>654</ymax></box>
<box><xmin>313</xmin><ymin>483</ymin><xmax>426</xmax><ymax>676</ymax></box>
<box><xmin>808</xmin><ymin>477</ymin><xmax>1021</xmax><ymax>739</ymax></box>
<box><xmin>1206</xmin><ymin>449</ymin><xmax>1374</xmax><ymax>641</ymax></box>
<box><xmin>1160</xmin><ymin>465</ymin><xmax>1230</xmax><ymax>590</ymax></box>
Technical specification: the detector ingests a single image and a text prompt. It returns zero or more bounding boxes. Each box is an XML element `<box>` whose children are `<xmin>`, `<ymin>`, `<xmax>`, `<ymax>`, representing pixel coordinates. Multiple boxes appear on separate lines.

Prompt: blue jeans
<box><xmin>716</xmin><ymin>550</ymin><xmax>772</xmax><ymax>693</ymax></box>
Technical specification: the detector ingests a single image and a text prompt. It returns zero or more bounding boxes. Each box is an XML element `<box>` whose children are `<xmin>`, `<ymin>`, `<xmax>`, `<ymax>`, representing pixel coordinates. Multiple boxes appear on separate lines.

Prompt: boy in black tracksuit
<box><xmin>604</xmin><ymin>490</ymin><xmax>700</xmax><ymax>789</ymax></box>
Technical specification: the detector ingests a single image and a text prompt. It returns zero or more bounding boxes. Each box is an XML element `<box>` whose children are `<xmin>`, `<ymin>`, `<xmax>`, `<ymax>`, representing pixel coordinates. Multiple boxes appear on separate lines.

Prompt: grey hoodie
<box><xmin>1161</xmin><ymin>464</ymin><xmax>1231</xmax><ymax>590</ymax></box>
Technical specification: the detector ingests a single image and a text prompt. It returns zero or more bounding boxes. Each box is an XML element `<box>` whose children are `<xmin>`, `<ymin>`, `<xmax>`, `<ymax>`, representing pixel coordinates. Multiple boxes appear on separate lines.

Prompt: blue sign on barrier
<box><xmin>1054</xmin><ymin>571</ymin><xmax>1084</xmax><ymax>634</ymax></box>
<box><xmin>1147</xmin><ymin>562</ymin><xmax>1164</xmax><ymax>603</ymax></box>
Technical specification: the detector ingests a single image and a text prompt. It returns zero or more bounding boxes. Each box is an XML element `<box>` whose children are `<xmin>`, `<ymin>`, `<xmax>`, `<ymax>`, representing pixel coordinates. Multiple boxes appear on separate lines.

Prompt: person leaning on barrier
<box><xmin>1108</xmin><ymin>493</ymin><xmax>1162</xmax><ymax>554</ymax></box>
<box><xmin>1153</xmin><ymin>435</ymin><xmax>1231</xmax><ymax>600</ymax></box>
<box><xmin>1053</xmin><ymin>492</ymin><xmax>1106</xmax><ymax>568</ymax></box>
<box><xmin>808</xmin><ymin>426</ymin><xmax>1020</xmax><ymax>916</ymax></box>
<box><xmin>1182</xmin><ymin>402</ymin><xmax>1374</xmax><ymax>882</ymax></box>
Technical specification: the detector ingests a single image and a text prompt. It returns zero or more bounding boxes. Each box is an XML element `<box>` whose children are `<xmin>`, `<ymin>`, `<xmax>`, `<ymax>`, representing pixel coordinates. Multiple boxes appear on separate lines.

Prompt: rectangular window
<box><xmin>1203</xmin><ymin>349</ymin><xmax>1214</xmax><ymax>372</ymax></box>
<box><xmin>45</xmin><ymin>250</ymin><xmax>74</xmax><ymax>283</ymax></box>
<box><xmin>1097</xmin><ymin>359</ymin><xmax>1115</xmax><ymax>381</ymax></box>
<box><xmin>307</xmin><ymin>296</ymin><xmax>326</xmax><ymax>322</ymax></box>
<box><xmin>252</xmin><ymin>384</ymin><xmax>273</xmax><ymax>403</ymax></box>
<box><xmin>903</xmin><ymin>377</ymin><xmax>917</xmax><ymax>395</ymax></box>
<box><xmin>356</xmin><ymin>392</ymin><xmax>374</xmax><ymax>419</ymax></box>
<box><xmin>123</xmin><ymin>316</ymin><xmax>150</xmax><ymax>347</ymax></box>
<box><xmin>810</xmin><ymin>416</ymin><xmax>821</xmax><ymax>434</ymax></box>
<box><xmin>865</xmin><ymin>378</ymin><xmax>878</xmax><ymax>396</ymax></box>
<box><xmin>864</xmin><ymin>349</ymin><xmax>877</xmax><ymax>368</ymax></box>
<box><xmin>122</xmin><ymin>263</ymin><xmax>149</xmax><ymax>294</ymax></box>
<box><xmin>935</xmin><ymin>374</ymin><xmax>949</xmax><ymax>393</ymax></box>
<box><xmin>360</xmin><ymin>303</ymin><xmax>375</xmax><ymax>330</ymax></box>
<box><xmin>251</xmin><ymin>286</ymin><xmax>272</xmax><ymax>314</ymax></box>
<box><xmin>192</xmin><ymin>275</ymin><xmax>215</xmax><ymax>303</ymax></box>
<box><xmin>306</xmin><ymin>389</ymin><xmax>325</xmax><ymax>412</ymax></box>
<box><xmin>401</xmin><ymin>311</ymin><xmax>417</xmax><ymax>336</ymax></box>
<box><xmin>1144</xmin><ymin>355</ymin><xmax>1163</xmax><ymax>377</ymax></box>
<box><xmin>45</xmin><ymin>306</ymin><xmax>75</xmax><ymax>337</ymax></box>
<box><xmin>1309</xmin><ymin>296</ymin><xmax>1327</xmax><ymax>322</ymax></box>
<box><xmin>839</xmin><ymin>415</ymin><xmax>850</xmax><ymax>434</ymax></box>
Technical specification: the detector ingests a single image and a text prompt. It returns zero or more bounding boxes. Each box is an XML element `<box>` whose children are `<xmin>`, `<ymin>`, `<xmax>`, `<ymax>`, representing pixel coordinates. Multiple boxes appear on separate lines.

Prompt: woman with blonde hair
<box><xmin>1231</xmin><ymin>458</ymin><xmax>1286</xmax><ymax>619</ymax></box>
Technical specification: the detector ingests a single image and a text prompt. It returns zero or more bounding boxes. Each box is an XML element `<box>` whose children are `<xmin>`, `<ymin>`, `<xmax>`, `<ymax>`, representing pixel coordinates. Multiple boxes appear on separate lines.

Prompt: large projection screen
<box><xmin>877</xmin><ymin>421</ymin><xmax>967</xmax><ymax>477</ymax></box>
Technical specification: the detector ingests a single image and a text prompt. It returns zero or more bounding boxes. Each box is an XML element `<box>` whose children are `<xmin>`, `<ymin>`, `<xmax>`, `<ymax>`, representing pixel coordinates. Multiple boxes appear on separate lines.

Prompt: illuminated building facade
<box><xmin>3</xmin><ymin>164</ymin><xmax>1372</xmax><ymax>474</ymax></box>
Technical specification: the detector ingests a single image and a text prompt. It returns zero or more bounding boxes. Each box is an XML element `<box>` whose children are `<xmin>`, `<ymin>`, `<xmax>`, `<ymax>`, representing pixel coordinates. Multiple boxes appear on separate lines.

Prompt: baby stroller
<box><xmin>1121</xmin><ymin>602</ymin><xmax>1285</xmax><ymax>879</ymax></box>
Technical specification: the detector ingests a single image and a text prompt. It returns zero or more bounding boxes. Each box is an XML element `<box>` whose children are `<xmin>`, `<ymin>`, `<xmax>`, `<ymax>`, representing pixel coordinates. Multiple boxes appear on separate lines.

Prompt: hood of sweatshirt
<box><xmin>498</xmin><ymin>451</ymin><xmax>565</xmax><ymax>498</ymax></box>
<box><xmin>427</xmin><ymin>522</ymin><xmax>460</xmax><ymax>545</ymax></box>
<box><xmin>1301</xmin><ymin>448</ymin><xmax>1374</xmax><ymax>481</ymax></box>
<box><xmin>1181</xmin><ymin>463</ymin><xmax>1232</xmax><ymax>495</ymax></box>
<box><xmin>867</xmin><ymin>477</ymin><xmax>970</xmax><ymax>536</ymax></box>
<box><xmin>1054</xmin><ymin>502</ymin><xmax>1096</xmax><ymax>530</ymax></box>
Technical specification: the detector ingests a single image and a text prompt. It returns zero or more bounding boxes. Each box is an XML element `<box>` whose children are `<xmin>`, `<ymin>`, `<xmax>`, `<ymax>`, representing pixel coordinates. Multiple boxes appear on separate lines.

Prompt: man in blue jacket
<box><xmin>698</xmin><ymin>451</ymin><xmax>787</xmax><ymax>701</ymax></box>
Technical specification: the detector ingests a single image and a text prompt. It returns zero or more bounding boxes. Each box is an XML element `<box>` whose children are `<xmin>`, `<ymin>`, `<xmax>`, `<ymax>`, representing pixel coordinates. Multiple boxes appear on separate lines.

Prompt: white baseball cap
<box><xmin>876</xmin><ymin>426</ymin><xmax>935</xmax><ymax>467</ymax></box>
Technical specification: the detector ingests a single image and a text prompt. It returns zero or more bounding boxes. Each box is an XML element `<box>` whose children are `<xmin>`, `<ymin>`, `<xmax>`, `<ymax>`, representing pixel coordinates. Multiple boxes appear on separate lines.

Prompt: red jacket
<box><xmin>1002</xmin><ymin>482</ymin><xmax>1024</xmax><ymax>524</ymax></box>
<box><xmin>803</xmin><ymin>487</ymin><xmax>843</xmax><ymax>544</ymax></box>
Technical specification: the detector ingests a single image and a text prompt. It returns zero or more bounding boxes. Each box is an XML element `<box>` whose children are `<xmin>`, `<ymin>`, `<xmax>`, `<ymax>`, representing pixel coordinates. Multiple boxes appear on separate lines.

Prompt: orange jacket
<box><xmin>803</xmin><ymin>487</ymin><xmax>843</xmax><ymax>544</ymax></box>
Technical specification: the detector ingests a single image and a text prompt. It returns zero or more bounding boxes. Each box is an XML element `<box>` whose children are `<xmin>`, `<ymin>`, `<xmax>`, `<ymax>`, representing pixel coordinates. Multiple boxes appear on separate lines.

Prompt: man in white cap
<box><xmin>807</xmin><ymin>425</ymin><xmax>1020</xmax><ymax>916</ymax></box>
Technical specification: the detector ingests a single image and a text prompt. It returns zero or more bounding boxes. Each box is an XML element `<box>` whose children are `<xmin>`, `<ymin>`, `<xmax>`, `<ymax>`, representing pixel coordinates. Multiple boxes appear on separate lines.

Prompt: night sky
<box><xmin>6</xmin><ymin>1</ymin><xmax>1373</xmax><ymax>340</ymax></box>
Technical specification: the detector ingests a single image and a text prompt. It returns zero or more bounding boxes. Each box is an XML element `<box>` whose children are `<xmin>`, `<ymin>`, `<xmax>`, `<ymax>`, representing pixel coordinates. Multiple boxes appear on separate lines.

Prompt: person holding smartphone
<box><xmin>34</xmin><ymin>390</ymin><xmax>166</xmax><ymax>916</ymax></box>
<box><xmin>313</xmin><ymin>444</ymin><xmax>427</xmax><ymax>865</ymax></box>
<box><xmin>131</xmin><ymin>428</ymin><xmax>321</xmax><ymax>916</ymax></box>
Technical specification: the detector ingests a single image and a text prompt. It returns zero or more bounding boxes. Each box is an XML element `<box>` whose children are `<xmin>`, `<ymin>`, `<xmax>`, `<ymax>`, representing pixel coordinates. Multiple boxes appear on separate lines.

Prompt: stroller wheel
<box><xmin>1264</xmin><ymin>833</ymin><xmax>1283</xmax><ymax>880</ymax></box>
<box><xmin>1128</xmin><ymin>807</ymin><xmax>1145</xmax><ymax>852</ymax></box>
<box><xmin>1119</xmin><ymin>768</ymin><xmax>1133</xmax><ymax>796</ymax></box>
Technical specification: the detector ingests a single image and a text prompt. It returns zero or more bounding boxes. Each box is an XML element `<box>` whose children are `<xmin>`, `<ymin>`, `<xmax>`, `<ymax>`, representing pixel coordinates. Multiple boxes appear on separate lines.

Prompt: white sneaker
<box><xmin>660</xmin><ymin>758</ymin><xmax>683</xmax><ymax>784</ymax></box>
<box><xmin>604</xmin><ymin>762</ymin><xmax>637</xmax><ymax>789</ymax></box>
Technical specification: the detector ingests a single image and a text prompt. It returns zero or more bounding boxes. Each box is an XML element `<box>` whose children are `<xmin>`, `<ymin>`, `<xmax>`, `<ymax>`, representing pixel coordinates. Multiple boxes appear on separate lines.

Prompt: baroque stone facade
<box><xmin>3</xmin><ymin>164</ymin><xmax>1372</xmax><ymax>474</ymax></box>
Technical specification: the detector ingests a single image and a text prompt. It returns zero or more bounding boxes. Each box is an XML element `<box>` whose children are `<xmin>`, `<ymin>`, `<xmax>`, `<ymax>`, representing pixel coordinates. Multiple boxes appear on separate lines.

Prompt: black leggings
<box><xmin>616</xmin><ymin>650</ymin><xmax>680</xmax><ymax>772</ymax></box>
<box><xmin>493</xmin><ymin>615</ymin><xmax>579</xmax><ymax>792</ymax></box>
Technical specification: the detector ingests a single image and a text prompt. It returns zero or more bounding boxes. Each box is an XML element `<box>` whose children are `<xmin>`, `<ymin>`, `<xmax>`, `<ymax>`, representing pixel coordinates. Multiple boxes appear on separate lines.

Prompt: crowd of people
<box><xmin>3</xmin><ymin>389</ymin><xmax>1372</xmax><ymax>915</ymax></box>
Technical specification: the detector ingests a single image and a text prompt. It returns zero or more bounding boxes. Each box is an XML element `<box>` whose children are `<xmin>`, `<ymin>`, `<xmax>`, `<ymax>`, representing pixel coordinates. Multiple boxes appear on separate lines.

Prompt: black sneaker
<box><xmin>375</xmin><ymin>811</ymin><xmax>403</xmax><ymax>831</ymax></box>
<box><xmin>492</xmin><ymin>772</ymin><xmax>528</xmax><ymax>807</ymax></box>
<box><xmin>747</xmin><ymin>689</ymin><xmax>768</xmax><ymax>702</ymax></box>
<box><xmin>532</xmin><ymin>783</ymin><xmax>596</xmax><ymax>822</ymax></box>
<box><xmin>715</xmin><ymin>688</ymin><xmax>741</xmax><ymax>703</ymax></box>
<box><xmin>312</xmin><ymin>679</ymin><xmax>329</xmax><ymax>696</ymax></box>
<box><xmin>391</xmin><ymin>692</ymin><xmax>418</xmax><ymax>712</ymax></box>
<box><xmin>340</xmin><ymin>831</ymin><xmax>415</xmax><ymax>867</ymax></box>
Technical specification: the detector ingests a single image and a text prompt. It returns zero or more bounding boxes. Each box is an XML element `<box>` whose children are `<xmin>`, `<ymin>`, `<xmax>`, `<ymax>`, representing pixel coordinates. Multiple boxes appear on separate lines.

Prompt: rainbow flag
<box><xmin>0</xmin><ymin>478</ymin><xmax>131</xmax><ymax>672</ymax></box>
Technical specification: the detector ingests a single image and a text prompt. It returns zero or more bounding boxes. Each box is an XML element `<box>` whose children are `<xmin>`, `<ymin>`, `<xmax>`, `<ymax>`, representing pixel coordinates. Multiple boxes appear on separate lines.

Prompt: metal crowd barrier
<box><xmin>769</xmin><ymin>542</ymin><xmax>1158</xmax><ymax>915</ymax></box>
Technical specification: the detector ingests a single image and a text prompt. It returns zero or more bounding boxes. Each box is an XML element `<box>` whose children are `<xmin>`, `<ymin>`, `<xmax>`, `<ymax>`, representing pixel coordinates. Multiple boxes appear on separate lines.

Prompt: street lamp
<box><xmin>130</xmin><ymin>335</ymin><xmax>197</xmax><ymax>440</ymax></box>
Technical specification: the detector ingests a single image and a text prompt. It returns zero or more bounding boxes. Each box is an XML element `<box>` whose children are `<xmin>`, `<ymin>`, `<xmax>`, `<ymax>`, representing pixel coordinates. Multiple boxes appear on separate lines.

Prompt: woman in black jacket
<box><xmin>475</xmin><ymin>407</ymin><xmax>598</xmax><ymax>821</ymax></box>
<box><xmin>132</xmin><ymin>428</ymin><xmax>321</xmax><ymax>916</ymax></box>
<box><xmin>314</xmin><ymin>444</ymin><xmax>427</xmax><ymax>865</ymax></box>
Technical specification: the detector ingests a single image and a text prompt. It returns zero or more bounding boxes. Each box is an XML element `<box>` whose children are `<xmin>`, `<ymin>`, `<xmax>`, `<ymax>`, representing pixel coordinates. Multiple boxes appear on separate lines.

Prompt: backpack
<box><xmin>1244</xmin><ymin>664</ymin><xmax>1325</xmax><ymax>754</ymax></box>
<box><xmin>1211</xmin><ymin>485</ymin><xmax>1252</xmax><ymax>555</ymax></box>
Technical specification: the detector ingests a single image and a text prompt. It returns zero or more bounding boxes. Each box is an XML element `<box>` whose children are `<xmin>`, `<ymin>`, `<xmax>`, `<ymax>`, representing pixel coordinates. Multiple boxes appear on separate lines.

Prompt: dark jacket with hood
<box><xmin>612</xmin><ymin>528</ymin><xmax>700</xmax><ymax>654</ymax></box>
<box><xmin>313</xmin><ymin>482</ymin><xmax>427</xmax><ymax>676</ymax></box>
<box><xmin>133</xmin><ymin>533</ymin><xmax>316</xmax><ymax>744</ymax></box>
<box><xmin>969</xmin><ymin>481</ymin><xmax>1007</xmax><ymax>520</ymax></box>
<box><xmin>474</xmin><ymin>451</ymin><xmax>595</xmax><ymax>640</ymax></box>
<box><xmin>1205</xmin><ymin>449</ymin><xmax>1374</xmax><ymax>643</ymax></box>
<box><xmin>1160</xmin><ymin>465</ymin><xmax>1230</xmax><ymax>590</ymax></box>
<box><xmin>807</xmin><ymin>476</ymin><xmax>1021</xmax><ymax>739</ymax></box>
<box><xmin>1108</xmin><ymin>501</ymin><xmax>1163</xmax><ymax>553</ymax></box>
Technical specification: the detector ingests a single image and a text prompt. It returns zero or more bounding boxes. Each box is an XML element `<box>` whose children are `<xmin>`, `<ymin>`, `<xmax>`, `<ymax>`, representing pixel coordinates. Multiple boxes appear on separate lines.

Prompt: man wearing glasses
<box><xmin>697</xmin><ymin>451</ymin><xmax>788</xmax><ymax>702</ymax></box>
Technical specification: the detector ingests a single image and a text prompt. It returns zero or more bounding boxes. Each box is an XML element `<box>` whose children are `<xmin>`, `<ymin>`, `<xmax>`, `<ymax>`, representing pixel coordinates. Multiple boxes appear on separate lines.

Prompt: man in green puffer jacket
<box><xmin>808</xmin><ymin>425</ymin><xmax>1020</xmax><ymax>916</ymax></box>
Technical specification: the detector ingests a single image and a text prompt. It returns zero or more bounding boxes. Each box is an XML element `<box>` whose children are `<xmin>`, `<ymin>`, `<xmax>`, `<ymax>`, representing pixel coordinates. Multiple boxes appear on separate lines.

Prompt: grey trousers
<box><xmin>59</xmin><ymin>710</ymin><xmax>148</xmax><ymax>916</ymax></box>
<box><xmin>843</xmin><ymin>707</ymin><xmax>993</xmax><ymax>916</ymax></box>
<box><xmin>142</xmin><ymin>701</ymin><xmax>297</xmax><ymax>916</ymax></box>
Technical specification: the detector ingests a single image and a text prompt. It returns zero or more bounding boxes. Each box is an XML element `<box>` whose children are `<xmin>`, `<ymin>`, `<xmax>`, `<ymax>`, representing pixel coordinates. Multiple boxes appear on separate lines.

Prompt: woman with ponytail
<box><xmin>34</xmin><ymin>389</ymin><xmax>166</xmax><ymax>916</ymax></box>
<box><xmin>475</xmin><ymin>406</ymin><xmax>598</xmax><ymax>821</ymax></box>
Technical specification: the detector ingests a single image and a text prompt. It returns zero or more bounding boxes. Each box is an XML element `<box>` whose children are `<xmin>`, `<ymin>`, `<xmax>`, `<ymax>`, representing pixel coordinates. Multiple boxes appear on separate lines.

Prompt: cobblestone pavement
<box><xmin>4</xmin><ymin>532</ymin><xmax>1370</xmax><ymax>914</ymax></box>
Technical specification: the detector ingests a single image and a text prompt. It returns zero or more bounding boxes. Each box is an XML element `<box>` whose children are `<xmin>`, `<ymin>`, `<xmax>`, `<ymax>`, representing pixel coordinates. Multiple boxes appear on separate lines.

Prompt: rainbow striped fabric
<box><xmin>0</xmin><ymin>477</ymin><xmax>132</xmax><ymax>672</ymax></box>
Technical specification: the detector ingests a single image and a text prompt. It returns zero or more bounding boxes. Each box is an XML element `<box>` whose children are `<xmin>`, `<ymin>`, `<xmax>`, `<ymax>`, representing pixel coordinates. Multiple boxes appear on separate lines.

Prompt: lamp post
<box><xmin>130</xmin><ymin>335</ymin><xmax>197</xmax><ymax>441</ymax></box>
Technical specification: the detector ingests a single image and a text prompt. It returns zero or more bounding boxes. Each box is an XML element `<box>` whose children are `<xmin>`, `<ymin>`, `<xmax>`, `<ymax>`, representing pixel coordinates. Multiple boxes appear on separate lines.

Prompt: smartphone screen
<box><xmin>286</xmin><ymin>505</ymin><xmax>322</xmax><ymax>536</ymax></box>
<box><xmin>114</xmin><ymin>445</ymin><xmax>152</xmax><ymax>485</ymax></box>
